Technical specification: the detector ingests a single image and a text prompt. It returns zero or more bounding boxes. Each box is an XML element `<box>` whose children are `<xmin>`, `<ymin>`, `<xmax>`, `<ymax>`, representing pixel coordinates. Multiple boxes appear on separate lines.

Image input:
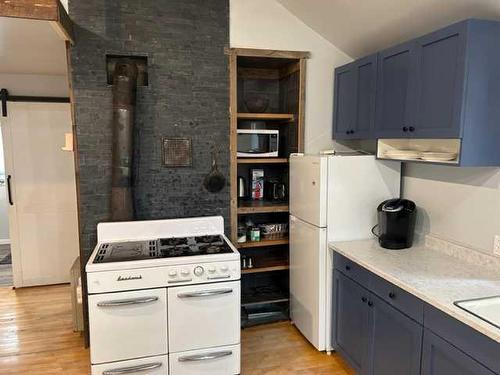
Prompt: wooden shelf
<box><xmin>242</xmin><ymin>265</ymin><xmax>289</xmax><ymax>274</ymax></box>
<box><xmin>237</xmin><ymin>238</ymin><xmax>289</xmax><ymax>249</ymax></box>
<box><xmin>237</xmin><ymin>158</ymin><xmax>288</xmax><ymax>164</ymax></box>
<box><xmin>237</xmin><ymin>200</ymin><xmax>289</xmax><ymax>214</ymax></box>
<box><xmin>237</xmin><ymin>113</ymin><xmax>294</xmax><ymax>121</ymax></box>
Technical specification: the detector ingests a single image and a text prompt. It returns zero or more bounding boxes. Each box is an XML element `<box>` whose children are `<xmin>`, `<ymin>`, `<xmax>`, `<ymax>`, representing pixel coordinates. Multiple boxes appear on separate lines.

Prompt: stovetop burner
<box><xmin>93</xmin><ymin>234</ymin><xmax>233</xmax><ymax>263</ymax></box>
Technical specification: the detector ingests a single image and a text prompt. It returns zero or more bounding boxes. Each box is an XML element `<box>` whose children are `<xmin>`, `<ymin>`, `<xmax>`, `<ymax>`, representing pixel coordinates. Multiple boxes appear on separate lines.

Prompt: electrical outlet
<box><xmin>494</xmin><ymin>235</ymin><xmax>500</xmax><ymax>256</ymax></box>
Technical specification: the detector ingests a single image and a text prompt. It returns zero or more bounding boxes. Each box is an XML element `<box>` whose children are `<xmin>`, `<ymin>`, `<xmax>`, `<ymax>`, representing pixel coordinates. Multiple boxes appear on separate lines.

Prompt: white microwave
<box><xmin>237</xmin><ymin>129</ymin><xmax>279</xmax><ymax>157</ymax></box>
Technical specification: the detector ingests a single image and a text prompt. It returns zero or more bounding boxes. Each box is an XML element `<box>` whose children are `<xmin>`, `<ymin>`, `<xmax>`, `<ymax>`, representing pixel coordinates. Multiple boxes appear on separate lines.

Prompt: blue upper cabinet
<box><xmin>331</xmin><ymin>19</ymin><xmax>500</xmax><ymax>166</ymax></box>
<box><xmin>333</xmin><ymin>54</ymin><xmax>377</xmax><ymax>139</ymax></box>
<box><xmin>375</xmin><ymin>42</ymin><xmax>416</xmax><ymax>138</ymax></box>
<box><xmin>333</xmin><ymin>63</ymin><xmax>356</xmax><ymax>138</ymax></box>
<box><xmin>412</xmin><ymin>23</ymin><xmax>467</xmax><ymax>138</ymax></box>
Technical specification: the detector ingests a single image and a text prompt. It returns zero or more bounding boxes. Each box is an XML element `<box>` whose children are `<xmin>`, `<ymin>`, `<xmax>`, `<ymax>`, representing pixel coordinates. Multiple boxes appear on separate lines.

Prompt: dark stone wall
<box><xmin>69</xmin><ymin>0</ymin><xmax>230</xmax><ymax>261</ymax></box>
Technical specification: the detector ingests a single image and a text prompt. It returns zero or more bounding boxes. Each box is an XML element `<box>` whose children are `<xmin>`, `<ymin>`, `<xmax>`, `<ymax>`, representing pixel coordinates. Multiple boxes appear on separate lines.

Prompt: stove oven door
<box><xmin>169</xmin><ymin>344</ymin><xmax>240</xmax><ymax>375</ymax></box>
<box><xmin>168</xmin><ymin>281</ymin><xmax>240</xmax><ymax>353</ymax></box>
<box><xmin>89</xmin><ymin>288</ymin><xmax>168</xmax><ymax>364</ymax></box>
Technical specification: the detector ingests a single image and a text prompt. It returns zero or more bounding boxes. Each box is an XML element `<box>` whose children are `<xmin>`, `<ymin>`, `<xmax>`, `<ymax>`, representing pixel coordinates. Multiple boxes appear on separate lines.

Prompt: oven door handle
<box><xmin>178</xmin><ymin>350</ymin><xmax>233</xmax><ymax>362</ymax></box>
<box><xmin>97</xmin><ymin>296</ymin><xmax>159</xmax><ymax>307</ymax></box>
<box><xmin>177</xmin><ymin>288</ymin><xmax>233</xmax><ymax>298</ymax></box>
<box><xmin>102</xmin><ymin>362</ymin><xmax>162</xmax><ymax>374</ymax></box>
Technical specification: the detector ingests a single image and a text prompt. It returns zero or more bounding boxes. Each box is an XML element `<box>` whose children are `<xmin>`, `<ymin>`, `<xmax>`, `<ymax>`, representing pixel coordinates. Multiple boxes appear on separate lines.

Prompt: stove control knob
<box><xmin>208</xmin><ymin>266</ymin><xmax>216</xmax><ymax>273</ymax></box>
<box><xmin>194</xmin><ymin>266</ymin><xmax>204</xmax><ymax>276</ymax></box>
<box><xmin>220</xmin><ymin>265</ymin><xmax>229</xmax><ymax>273</ymax></box>
<box><xmin>181</xmin><ymin>269</ymin><xmax>190</xmax><ymax>276</ymax></box>
<box><xmin>168</xmin><ymin>270</ymin><xmax>177</xmax><ymax>278</ymax></box>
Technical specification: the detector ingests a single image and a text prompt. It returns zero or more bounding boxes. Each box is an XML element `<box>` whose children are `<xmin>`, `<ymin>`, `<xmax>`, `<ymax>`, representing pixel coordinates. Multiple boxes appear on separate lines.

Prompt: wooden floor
<box><xmin>0</xmin><ymin>284</ymin><xmax>354</xmax><ymax>374</ymax></box>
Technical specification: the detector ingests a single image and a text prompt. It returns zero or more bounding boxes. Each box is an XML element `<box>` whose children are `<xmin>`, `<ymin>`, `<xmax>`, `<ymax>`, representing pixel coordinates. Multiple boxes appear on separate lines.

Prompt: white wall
<box><xmin>230</xmin><ymin>0</ymin><xmax>352</xmax><ymax>153</ymax></box>
<box><xmin>404</xmin><ymin>164</ymin><xmax>500</xmax><ymax>255</ymax></box>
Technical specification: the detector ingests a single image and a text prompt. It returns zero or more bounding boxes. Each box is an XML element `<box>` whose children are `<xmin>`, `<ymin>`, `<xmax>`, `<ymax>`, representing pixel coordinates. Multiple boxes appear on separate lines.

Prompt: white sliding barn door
<box><xmin>1</xmin><ymin>102</ymin><xmax>79</xmax><ymax>287</ymax></box>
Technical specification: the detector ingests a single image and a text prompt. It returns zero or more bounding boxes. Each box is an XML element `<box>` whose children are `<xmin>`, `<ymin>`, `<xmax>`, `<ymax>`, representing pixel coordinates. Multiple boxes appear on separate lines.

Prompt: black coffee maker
<box><xmin>376</xmin><ymin>199</ymin><xmax>416</xmax><ymax>249</ymax></box>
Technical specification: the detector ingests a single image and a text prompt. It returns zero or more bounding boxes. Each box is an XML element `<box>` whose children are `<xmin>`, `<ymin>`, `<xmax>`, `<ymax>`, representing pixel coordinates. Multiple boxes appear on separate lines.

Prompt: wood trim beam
<box><xmin>227</xmin><ymin>47</ymin><xmax>310</xmax><ymax>59</ymax></box>
<box><xmin>0</xmin><ymin>0</ymin><xmax>74</xmax><ymax>44</ymax></box>
<box><xmin>229</xmin><ymin>50</ymin><xmax>238</xmax><ymax>243</ymax></box>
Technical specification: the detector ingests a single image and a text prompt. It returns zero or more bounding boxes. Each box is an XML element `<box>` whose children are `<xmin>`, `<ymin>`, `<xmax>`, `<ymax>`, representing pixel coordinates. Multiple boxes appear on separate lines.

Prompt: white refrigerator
<box><xmin>289</xmin><ymin>154</ymin><xmax>401</xmax><ymax>352</ymax></box>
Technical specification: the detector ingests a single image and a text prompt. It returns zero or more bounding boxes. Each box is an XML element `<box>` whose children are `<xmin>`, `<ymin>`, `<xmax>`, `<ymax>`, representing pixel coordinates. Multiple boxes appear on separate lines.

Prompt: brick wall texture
<box><xmin>69</xmin><ymin>0</ymin><xmax>230</xmax><ymax>261</ymax></box>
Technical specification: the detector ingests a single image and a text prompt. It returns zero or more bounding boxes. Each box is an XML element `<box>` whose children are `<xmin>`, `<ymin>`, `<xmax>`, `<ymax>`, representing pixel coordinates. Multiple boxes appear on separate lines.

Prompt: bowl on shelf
<box><xmin>244</xmin><ymin>96</ymin><xmax>269</xmax><ymax>113</ymax></box>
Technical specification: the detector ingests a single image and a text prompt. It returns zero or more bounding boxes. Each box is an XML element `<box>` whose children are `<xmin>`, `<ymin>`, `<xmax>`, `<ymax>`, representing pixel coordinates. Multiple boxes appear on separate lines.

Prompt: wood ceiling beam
<box><xmin>0</xmin><ymin>0</ymin><xmax>74</xmax><ymax>44</ymax></box>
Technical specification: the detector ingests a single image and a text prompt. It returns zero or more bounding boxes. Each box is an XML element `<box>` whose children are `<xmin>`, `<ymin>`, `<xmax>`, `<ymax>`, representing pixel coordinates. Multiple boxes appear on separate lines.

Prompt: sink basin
<box><xmin>455</xmin><ymin>296</ymin><xmax>500</xmax><ymax>329</ymax></box>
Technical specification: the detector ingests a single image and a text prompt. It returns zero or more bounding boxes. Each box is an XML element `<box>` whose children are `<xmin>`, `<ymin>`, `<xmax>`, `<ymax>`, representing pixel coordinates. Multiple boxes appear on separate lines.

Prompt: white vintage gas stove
<box><xmin>86</xmin><ymin>216</ymin><xmax>241</xmax><ymax>375</ymax></box>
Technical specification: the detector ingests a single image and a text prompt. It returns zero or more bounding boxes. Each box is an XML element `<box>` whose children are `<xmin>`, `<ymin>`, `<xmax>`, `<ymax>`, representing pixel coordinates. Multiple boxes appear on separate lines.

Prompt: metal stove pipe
<box><xmin>110</xmin><ymin>61</ymin><xmax>138</xmax><ymax>221</ymax></box>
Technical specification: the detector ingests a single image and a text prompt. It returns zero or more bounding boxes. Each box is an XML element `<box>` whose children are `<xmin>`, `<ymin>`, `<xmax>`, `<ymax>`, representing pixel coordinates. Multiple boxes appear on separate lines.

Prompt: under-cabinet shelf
<box><xmin>241</xmin><ymin>265</ymin><xmax>289</xmax><ymax>275</ymax></box>
<box><xmin>237</xmin><ymin>158</ymin><xmax>288</xmax><ymax>164</ymax></box>
<box><xmin>241</xmin><ymin>294</ymin><xmax>289</xmax><ymax>307</ymax></box>
<box><xmin>237</xmin><ymin>238</ymin><xmax>289</xmax><ymax>249</ymax></box>
<box><xmin>237</xmin><ymin>113</ymin><xmax>294</xmax><ymax>121</ymax></box>
<box><xmin>237</xmin><ymin>200</ymin><xmax>289</xmax><ymax>214</ymax></box>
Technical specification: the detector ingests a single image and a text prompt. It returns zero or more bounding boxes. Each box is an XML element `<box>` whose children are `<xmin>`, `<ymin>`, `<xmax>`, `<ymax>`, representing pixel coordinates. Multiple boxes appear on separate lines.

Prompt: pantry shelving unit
<box><xmin>228</xmin><ymin>48</ymin><xmax>308</xmax><ymax>327</ymax></box>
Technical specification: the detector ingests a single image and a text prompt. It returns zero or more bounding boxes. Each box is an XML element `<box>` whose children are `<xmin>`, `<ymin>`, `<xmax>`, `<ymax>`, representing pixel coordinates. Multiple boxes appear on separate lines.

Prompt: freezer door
<box><xmin>290</xmin><ymin>154</ymin><xmax>328</xmax><ymax>227</ymax></box>
<box><xmin>327</xmin><ymin>155</ymin><xmax>401</xmax><ymax>241</ymax></box>
<box><xmin>290</xmin><ymin>215</ymin><xmax>328</xmax><ymax>351</ymax></box>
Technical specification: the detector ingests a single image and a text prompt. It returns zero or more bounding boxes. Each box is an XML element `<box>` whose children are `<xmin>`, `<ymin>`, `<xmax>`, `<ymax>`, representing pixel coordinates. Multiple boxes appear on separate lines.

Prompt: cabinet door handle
<box><xmin>178</xmin><ymin>350</ymin><xmax>232</xmax><ymax>362</ymax></box>
<box><xmin>403</xmin><ymin>126</ymin><xmax>409</xmax><ymax>132</ymax></box>
<box><xmin>345</xmin><ymin>265</ymin><xmax>351</xmax><ymax>271</ymax></box>
<box><xmin>368</xmin><ymin>301</ymin><xmax>373</xmax><ymax>307</ymax></box>
<box><xmin>361</xmin><ymin>297</ymin><xmax>367</xmax><ymax>303</ymax></box>
<box><xmin>7</xmin><ymin>175</ymin><xmax>13</xmax><ymax>206</ymax></box>
<box><xmin>97</xmin><ymin>296</ymin><xmax>159</xmax><ymax>307</ymax></box>
<box><xmin>177</xmin><ymin>288</ymin><xmax>233</xmax><ymax>298</ymax></box>
<box><xmin>102</xmin><ymin>362</ymin><xmax>162</xmax><ymax>374</ymax></box>
<box><xmin>409</xmin><ymin>126</ymin><xmax>415</xmax><ymax>132</ymax></box>
<box><xmin>389</xmin><ymin>292</ymin><xmax>396</xmax><ymax>299</ymax></box>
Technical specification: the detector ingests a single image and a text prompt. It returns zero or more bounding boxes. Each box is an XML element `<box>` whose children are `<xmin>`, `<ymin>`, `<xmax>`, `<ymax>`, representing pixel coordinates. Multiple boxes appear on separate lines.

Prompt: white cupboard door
<box><xmin>290</xmin><ymin>215</ymin><xmax>327</xmax><ymax>350</ymax></box>
<box><xmin>289</xmin><ymin>155</ymin><xmax>327</xmax><ymax>227</ymax></box>
<box><xmin>168</xmin><ymin>281</ymin><xmax>240</xmax><ymax>353</ymax></box>
<box><xmin>89</xmin><ymin>288</ymin><xmax>168</xmax><ymax>364</ymax></box>
<box><xmin>1</xmin><ymin>102</ymin><xmax>79</xmax><ymax>287</ymax></box>
<box><xmin>169</xmin><ymin>344</ymin><xmax>240</xmax><ymax>375</ymax></box>
<box><xmin>91</xmin><ymin>355</ymin><xmax>168</xmax><ymax>375</ymax></box>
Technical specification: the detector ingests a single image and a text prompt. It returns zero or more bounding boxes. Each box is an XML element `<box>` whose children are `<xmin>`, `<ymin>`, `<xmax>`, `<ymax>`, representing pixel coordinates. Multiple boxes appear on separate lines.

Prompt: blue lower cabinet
<box><xmin>333</xmin><ymin>270</ymin><xmax>370</xmax><ymax>374</ymax></box>
<box><xmin>366</xmin><ymin>294</ymin><xmax>423</xmax><ymax>375</ymax></box>
<box><xmin>422</xmin><ymin>329</ymin><xmax>495</xmax><ymax>375</ymax></box>
<box><xmin>333</xmin><ymin>251</ymin><xmax>500</xmax><ymax>375</ymax></box>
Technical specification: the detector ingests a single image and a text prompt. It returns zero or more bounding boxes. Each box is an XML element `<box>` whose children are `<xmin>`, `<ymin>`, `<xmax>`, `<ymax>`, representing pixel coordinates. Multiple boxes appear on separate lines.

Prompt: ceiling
<box><xmin>277</xmin><ymin>0</ymin><xmax>500</xmax><ymax>58</ymax></box>
<box><xmin>0</xmin><ymin>17</ymin><xmax>67</xmax><ymax>75</ymax></box>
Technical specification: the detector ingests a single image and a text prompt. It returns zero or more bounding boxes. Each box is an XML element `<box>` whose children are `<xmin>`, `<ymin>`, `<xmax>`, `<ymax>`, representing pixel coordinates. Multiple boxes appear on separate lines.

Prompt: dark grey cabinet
<box><xmin>333</xmin><ymin>54</ymin><xmax>377</xmax><ymax>139</ymax></box>
<box><xmin>333</xmin><ymin>270</ymin><xmax>370</xmax><ymax>373</ymax></box>
<box><xmin>367</xmin><ymin>294</ymin><xmax>423</xmax><ymax>375</ymax></box>
<box><xmin>333</xmin><ymin>270</ymin><xmax>423</xmax><ymax>375</ymax></box>
<box><xmin>375</xmin><ymin>41</ymin><xmax>415</xmax><ymax>138</ymax></box>
<box><xmin>422</xmin><ymin>329</ymin><xmax>495</xmax><ymax>375</ymax></box>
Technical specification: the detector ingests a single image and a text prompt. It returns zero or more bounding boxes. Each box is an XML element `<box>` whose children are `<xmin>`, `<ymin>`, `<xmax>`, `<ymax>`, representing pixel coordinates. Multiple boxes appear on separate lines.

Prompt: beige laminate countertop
<box><xmin>329</xmin><ymin>239</ymin><xmax>500</xmax><ymax>343</ymax></box>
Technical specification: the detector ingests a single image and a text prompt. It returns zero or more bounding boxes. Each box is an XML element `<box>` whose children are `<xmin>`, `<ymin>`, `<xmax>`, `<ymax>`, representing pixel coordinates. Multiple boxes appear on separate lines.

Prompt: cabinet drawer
<box><xmin>91</xmin><ymin>355</ymin><xmax>168</xmax><ymax>375</ymax></box>
<box><xmin>371</xmin><ymin>273</ymin><xmax>424</xmax><ymax>323</ymax></box>
<box><xmin>169</xmin><ymin>344</ymin><xmax>240</xmax><ymax>375</ymax></box>
<box><xmin>333</xmin><ymin>252</ymin><xmax>371</xmax><ymax>289</ymax></box>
